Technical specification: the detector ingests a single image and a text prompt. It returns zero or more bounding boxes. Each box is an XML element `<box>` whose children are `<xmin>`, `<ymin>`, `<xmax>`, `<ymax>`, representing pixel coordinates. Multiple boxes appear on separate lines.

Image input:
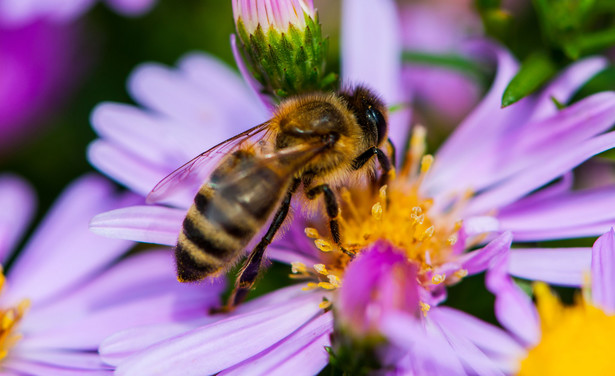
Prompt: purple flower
<box><xmin>0</xmin><ymin>20</ymin><xmax>80</xmax><ymax>155</ymax></box>
<box><xmin>88</xmin><ymin>0</ymin><xmax>615</xmax><ymax>374</ymax></box>
<box><xmin>333</xmin><ymin>244</ymin><xmax>522</xmax><ymax>375</ymax></box>
<box><xmin>0</xmin><ymin>0</ymin><xmax>156</xmax><ymax>26</ymax></box>
<box><xmin>486</xmin><ymin>228</ymin><xmax>615</xmax><ymax>375</ymax></box>
<box><xmin>0</xmin><ymin>174</ymin><xmax>224</xmax><ymax>374</ymax></box>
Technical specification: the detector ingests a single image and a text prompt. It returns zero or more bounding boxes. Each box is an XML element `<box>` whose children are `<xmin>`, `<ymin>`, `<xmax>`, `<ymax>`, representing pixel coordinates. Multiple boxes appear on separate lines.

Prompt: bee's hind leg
<box><xmin>215</xmin><ymin>179</ymin><xmax>300</xmax><ymax>313</ymax></box>
<box><xmin>305</xmin><ymin>184</ymin><xmax>354</xmax><ymax>258</ymax></box>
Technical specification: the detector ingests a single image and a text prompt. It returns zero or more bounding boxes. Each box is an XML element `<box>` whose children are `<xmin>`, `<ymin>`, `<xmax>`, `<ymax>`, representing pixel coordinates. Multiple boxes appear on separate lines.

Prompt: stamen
<box><xmin>291</xmin><ymin>262</ymin><xmax>307</xmax><ymax>274</ymax></box>
<box><xmin>419</xmin><ymin>302</ymin><xmax>431</xmax><ymax>317</ymax></box>
<box><xmin>327</xmin><ymin>274</ymin><xmax>341</xmax><ymax>287</ymax></box>
<box><xmin>304</xmin><ymin>227</ymin><xmax>320</xmax><ymax>239</ymax></box>
<box><xmin>318</xmin><ymin>282</ymin><xmax>336</xmax><ymax>290</ymax></box>
<box><xmin>420</xmin><ymin>155</ymin><xmax>434</xmax><ymax>174</ymax></box>
<box><xmin>431</xmin><ymin>273</ymin><xmax>446</xmax><ymax>285</ymax></box>
<box><xmin>447</xmin><ymin>235</ymin><xmax>458</xmax><ymax>245</ymax></box>
<box><xmin>454</xmin><ymin>269</ymin><xmax>468</xmax><ymax>278</ymax></box>
<box><xmin>314</xmin><ymin>264</ymin><xmax>329</xmax><ymax>275</ymax></box>
<box><xmin>419</xmin><ymin>225</ymin><xmax>435</xmax><ymax>241</ymax></box>
<box><xmin>379</xmin><ymin>185</ymin><xmax>388</xmax><ymax>202</ymax></box>
<box><xmin>371</xmin><ymin>202</ymin><xmax>383</xmax><ymax>220</ymax></box>
<box><xmin>302</xmin><ymin>282</ymin><xmax>318</xmax><ymax>291</ymax></box>
<box><xmin>314</xmin><ymin>239</ymin><xmax>333</xmax><ymax>252</ymax></box>
<box><xmin>319</xmin><ymin>300</ymin><xmax>332</xmax><ymax>310</ymax></box>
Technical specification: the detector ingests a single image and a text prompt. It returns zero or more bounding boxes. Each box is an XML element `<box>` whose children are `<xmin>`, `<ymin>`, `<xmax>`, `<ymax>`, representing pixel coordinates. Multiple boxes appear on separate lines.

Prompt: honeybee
<box><xmin>148</xmin><ymin>86</ymin><xmax>393</xmax><ymax>310</ymax></box>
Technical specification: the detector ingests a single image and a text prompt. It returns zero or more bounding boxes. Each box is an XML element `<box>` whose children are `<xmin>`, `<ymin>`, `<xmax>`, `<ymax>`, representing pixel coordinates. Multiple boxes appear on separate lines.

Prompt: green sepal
<box><xmin>501</xmin><ymin>51</ymin><xmax>558</xmax><ymax>107</ymax></box>
<box><xmin>234</xmin><ymin>11</ymin><xmax>337</xmax><ymax>102</ymax></box>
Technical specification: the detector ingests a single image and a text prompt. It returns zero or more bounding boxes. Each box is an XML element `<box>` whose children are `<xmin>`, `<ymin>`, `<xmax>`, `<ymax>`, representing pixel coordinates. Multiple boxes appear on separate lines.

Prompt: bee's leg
<box><xmin>222</xmin><ymin>178</ymin><xmax>301</xmax><ymax>311</ymax></box>
<box><xmin>305</xmin><ymin>185</ymin><xmax>353</xmax><ymax>257</ymax></box>
<box><xmin>387</xmin><ymin>138</ymin><xmax>397</xmax><ymax>169</ymax></box>
<box><xmin>352</xmin><ymin>147</ymin><xmax>392</xmax><ymax>187</ymax></box>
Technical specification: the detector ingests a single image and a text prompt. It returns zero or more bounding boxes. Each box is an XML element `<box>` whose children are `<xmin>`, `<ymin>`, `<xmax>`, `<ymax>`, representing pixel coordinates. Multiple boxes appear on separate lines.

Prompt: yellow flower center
<box><xmin>291</xmin><ymin>126</ymin><xmax>471</xmax><ymax>293</ymax></box>
<box><xmin>518</xmin><ymin>283</ymin><xmax>615</xmax><ymax>376</ymax></box>
<box><xmin>0</xmin><ymin>268</ymin><xmax>29</xmax><ymax>362</ymax></box>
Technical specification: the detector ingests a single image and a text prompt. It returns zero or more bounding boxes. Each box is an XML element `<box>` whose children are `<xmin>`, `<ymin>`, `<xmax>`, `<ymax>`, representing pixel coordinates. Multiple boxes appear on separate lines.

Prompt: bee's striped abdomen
<box><xmin>175</xmin><ymin>151</ymin><xmax>289</xmax><ymax>282</ymax></box>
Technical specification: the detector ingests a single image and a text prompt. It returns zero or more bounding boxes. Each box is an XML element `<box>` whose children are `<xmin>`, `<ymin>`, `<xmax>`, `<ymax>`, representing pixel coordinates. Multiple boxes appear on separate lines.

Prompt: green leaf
<box><xmin>501</xmin><ymin>51</ymin><xmax>558</xmax><ymax>107</ymax></box>
<box><xmin>401</xmin><ymin>51</ymin><xmax>489</xmax><ymax>82</ymax></box>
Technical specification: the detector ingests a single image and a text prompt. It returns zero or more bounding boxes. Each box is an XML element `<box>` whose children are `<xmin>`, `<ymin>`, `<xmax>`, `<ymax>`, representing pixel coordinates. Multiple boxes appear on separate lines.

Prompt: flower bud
<box><xmin>232</xmin><ymin>0</ymin><xmax>336</xmax><ymax>101</ymax></box>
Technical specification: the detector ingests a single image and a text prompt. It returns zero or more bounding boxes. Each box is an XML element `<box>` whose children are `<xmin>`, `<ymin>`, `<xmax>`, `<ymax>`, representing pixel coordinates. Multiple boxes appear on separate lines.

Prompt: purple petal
<box><xmin>115</xmin><ymin>292</ymin><xmax>324</xmax><ymax>375</ymax></box>
<box><xmin>90</xmin><ymin>102</ymin><xmax>191</xmax><ymax>170</ymax></box>
<box><xmin>381</xmin><ymin>312</ymin><xmax>466</xmax><ymax>375</ymax></box>
<box><xmin>19</xmin><ymin>251</ymin><xmax>223</xmax><ymax>351</ymax></box>
<box><xmin>431</xmin><ymin>307</ymin><xmax>524</xmax><ymax>368</ymax></box>
<box><xmin>87</xmin><ymin>140</ymin><xmax>170</xmax><ymax>198</ymax></box>
<box><xmin>10</xmin><ymin>350</ymin><xmax>109</xmax><ymax>371</ymax></box>
<box><xmin>529</xmin><ymin>57</ymin><xmax>608</xmax><ymax>122</ymax></box>
<box><xmin>0</xmin><ymin>174</ymin><xmax>35</xmax><ymax>264</ymax></box>
<box><xmin>3</xmin><ymin>357</ymin><xmax>110</xmax><ymax>376</ymax></box>
<box><xmin>437</xmin><ymin>91</ymin><xmax>615</xmax><ymax>208</ymax></box>
<box><xmin>90</xmin><ymin>205</ymin><xmax>184</xmax><ymax>246</ymax></box>
<box><xmin>508</xmin><ymin>247</ymin><xmax>591</xmax><ymax>286</ymax></box>
<box><xmin>425</xmin><ymin>42</ymin><xmax>526</xmax><ymax>197</ymax></box>
<box><xmin>337</xmin><ymin>243</ymin><xmax>420</xmax><ymax>334</ymax></box>
<box><xmin>221</xmin><ymin>312</ymin><xmax>332</xmax><ymax>376</ymax></box>
<box><xmin>3</xmin><ymin>175</ymin><xmax>137</xmax><ymax>306</ymax></box>
<box><xmin>507</xmin><ymin>220</ymin><xmax>615</xmax><ymax>242</ymax></box>
<box><xmin>591</xmin><ymin>228</ymin><xmax>615</xmax><ymax>313</ymax></box>
<box><xmin>485</xmin><ymin>252</ymin><xmax>540</xmax><ymax>347</ymax></box>
<box><xmin>100</xmin><ymin>284</ymin><xmax>310</xmax><ymax>366</ymax></box>
<box><xmin>498</xmin><ymin>186</ymin><xmax>615</xmax><ymax>240</ymax></box>
<box><xmin>459</xmin><ymin>232</ymin><xmax>512</xmax><ymax>275</ymax></box>
<box><xmin>341</xmin><ymin>0</ymin><xmax>401</xmax><ymax>104</ymax></box>
<box><xmin>428</xmin><ymin>309</ymin><xmax>511</xmax><ymax>375</ymax></box>
<box><xmin>467</xmin><ymin>130</ymin><xmax>615</xmax><ymax>214</ymax></box>
<box><xmin>179</xmin><ymin>52</ymin><xmax>269</xmax><ymax>123</ymax></box>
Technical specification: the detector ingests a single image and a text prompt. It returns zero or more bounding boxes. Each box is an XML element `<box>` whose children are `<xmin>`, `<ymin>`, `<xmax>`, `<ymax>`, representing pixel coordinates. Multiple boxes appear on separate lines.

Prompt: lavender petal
<box><xmin>89</xmin><ymin>205</ymin><xmax>185</xmax><ymax>246</ymax></box>
<box><xmin>591</xmin><ymin>228</ymin><xmax>615</xmax><ymax>313</ymax></box>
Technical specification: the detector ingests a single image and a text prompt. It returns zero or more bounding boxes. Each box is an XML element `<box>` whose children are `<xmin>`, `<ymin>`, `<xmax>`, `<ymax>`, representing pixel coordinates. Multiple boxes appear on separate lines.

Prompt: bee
<box><xmin>148</xmin><ymin>86</ymin><xmax>394</xmax><ymax>311</ymax></box>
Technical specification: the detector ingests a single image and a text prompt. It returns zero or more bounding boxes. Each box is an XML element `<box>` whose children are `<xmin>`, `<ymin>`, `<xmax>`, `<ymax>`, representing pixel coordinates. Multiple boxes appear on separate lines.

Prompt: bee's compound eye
<box><xmin>366</xmin><ymin>106</ymin><xmax>387</xmax><ymax>144</ymax></box>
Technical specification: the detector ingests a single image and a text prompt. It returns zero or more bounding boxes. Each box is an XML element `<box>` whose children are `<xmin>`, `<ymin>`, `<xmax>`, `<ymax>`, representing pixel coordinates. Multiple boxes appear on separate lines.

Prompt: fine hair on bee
<box><xmin>150</xmin><ymin>85</ymin><xmax>395</xmax><ymax>312</ymax></box>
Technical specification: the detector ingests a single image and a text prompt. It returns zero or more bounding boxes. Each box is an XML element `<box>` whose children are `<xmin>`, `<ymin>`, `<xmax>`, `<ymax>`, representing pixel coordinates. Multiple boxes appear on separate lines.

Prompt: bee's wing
<box><xmin>146</xmin><ymin>121</ymin><xmax>273</xmax><ymax>205</ymax></box>
<box><xmin>211</xmin><ymin>139</ymin><xmax>331</xmax><ymax>191</ymax></box>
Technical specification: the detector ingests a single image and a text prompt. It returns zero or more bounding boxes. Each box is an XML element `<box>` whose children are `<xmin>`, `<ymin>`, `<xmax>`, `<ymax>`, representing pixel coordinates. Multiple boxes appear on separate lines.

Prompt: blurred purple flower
<box><xmin>0</xmin><ymin>174</ymin><xmax>224</xmax><ymax>374</ymax></box>
<box><xmin>400</xmin><ymin>1</ymin><xmax>483</xmax><ymax>127</ymax></box>
<box><xmin>87</xmin><ymin>0</ymin><xmax>615</xmax><ymax>374</ymax></box>
<box><xmin>486</xmin><ymin>228</ymin><xmax>615</xmax><ymax>375</ymax></box>
<box><xmin>334</xmin><ymin>244</ymin><xmax>522</xmax><ymax>375</ymax></box>
<box><xmin>0</xmin><ymin>20</ymin><xmax>80</xmax><ymax>156</ymax></box>
<box><xmin>0</xmin><ymin>0</ymin><xmax>156</xmax><ymax>26</ymax></box>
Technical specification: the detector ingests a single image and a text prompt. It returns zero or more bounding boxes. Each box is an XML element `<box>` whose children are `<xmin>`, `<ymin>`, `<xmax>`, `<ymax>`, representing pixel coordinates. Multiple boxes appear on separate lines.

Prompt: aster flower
<box><xmin>0</xmin><ymin>20</ymin><xmax>79</xmax><ymax>156</ymax></box>
<box><xmin>486</xmin><ymin>228</ymin><xmax>615</xmax><ymax>375</ymax></box>
<box><xmin>89</xmin><ymin>1</ymin><xmax>615</xmax><ymax>374</ymax></box>
<box><xmin>331</xmin><ymin>243</ymin><xmax>523</xmax><ymax>375</ymax></box>
<box><xmin>0</xmin><ymin>174</ymin><xmax>224</xmax><ymax>374</ymax></box>
<box><xmin>0</xmin><ymin>0</ymin><xmax>156</xmax><ymax>26</ymax></box>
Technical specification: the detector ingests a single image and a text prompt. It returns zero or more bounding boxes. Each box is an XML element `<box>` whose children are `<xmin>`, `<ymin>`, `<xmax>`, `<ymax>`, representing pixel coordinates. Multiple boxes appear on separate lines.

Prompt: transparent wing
<box><xmin>211</xmin><ymin>140</ymin><xmax>332</xmax><ymax>192</ymax></box>
<box><xmin>146</xmin><ymin>121</ymin><xmax>273</xmax><ymax>205</ymax></box>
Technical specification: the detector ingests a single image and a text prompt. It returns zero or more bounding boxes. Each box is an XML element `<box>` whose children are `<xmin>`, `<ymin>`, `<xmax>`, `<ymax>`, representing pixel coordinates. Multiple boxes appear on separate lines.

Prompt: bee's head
<box><xmin>341</xmin><ymin>86</ymin><xmax>388</xmax><ymax>147</ymax></box>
